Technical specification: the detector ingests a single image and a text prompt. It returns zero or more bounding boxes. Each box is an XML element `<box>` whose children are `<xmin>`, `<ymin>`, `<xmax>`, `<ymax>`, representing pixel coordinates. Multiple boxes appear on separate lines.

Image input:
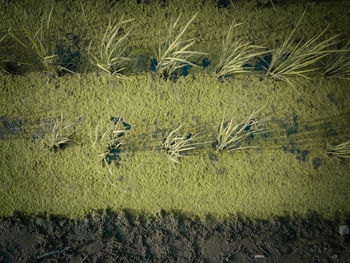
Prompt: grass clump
<box><xmin>215</xmin><ymin>108</ymin><xmax>268</xmax><ymax>152</ymax></box>
<box><xmin>39</xmin><ymin>113</ymin><xmax>75</xmax><ymax>151</ymax></box>
<box><xmin>82</xmin><ymin>2</ymin><xmax>134</xmax><ymax>80</ymax></box>
<box><xmin>162</xmin><ymin>125</ymin><xmax>204</xmax><ymax>165</ymax></box>
<box><xmin>328</xmin><ymin>140</ymin><xmax>350</xmax><ymax>158</ymax></box>
<box><xmin>8</xmin><ymin>5</ymin><xmax>74</xmax><ymax>75</ymax></box>
<box><xmin>216</xmin><ymin>21</ymin><xmax>268</xmax><ymax>79</ymax></box>
<box><xmin>322</xmin><ymin>41</ymin><xmax>350</xmax><ymax>80</ymax></box>
<box><xmin>89</xmin><ymin>116</ymin><xmax>128</xmax><ymax>166</ymax></box>
<box><xmin>0</xmin><ymin>32</ymin><xmax>9</xmax><ymax>74</ymax></box>
<box><xmin>155</xmin><ymin>13</ymin><xmax>207</xmax><ymax>79</ymax></box>
<box><xmin>264</xmin><ymin>9</ymin><xmax>339</xmax><ymax>87</ymax></box>
<box><xmin>89</xmin><ymin>116</ymin><xmax>129</xmax><ymax>186</ymax></box>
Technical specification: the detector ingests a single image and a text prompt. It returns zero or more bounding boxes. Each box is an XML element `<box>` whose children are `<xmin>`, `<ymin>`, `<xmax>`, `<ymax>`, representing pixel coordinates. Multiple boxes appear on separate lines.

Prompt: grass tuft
<box><xmin>322</xmin><ymin>41</ymin><xmax>350</xmax><ymax>80</ymax></box>
<box><xmin>89</xmin><ymin>117</ymin><xmax>128</xmax><ymax>163</ymax></box>
<box><xmin>328</xmin><ymin>140</ymin><xmax>350</xmax><ymax>158</ymax></box>
<box><xmin>39</xmin><ymin>113</ymin><xmax>75</xmax><ymax>151</ymax></box>
<box><xmin>155</xmin><ymin>13</ymin><xmax>207</xmax><ymax>79</ymax></box>
<box><xmin>81</xmin><ymin>0</ymin><xmax>134</xmax><ymax>80</ymax></box>
<box><xmin>216</xmin><ymin>21</ymin><xmax>268</xmax><ymax>78</ymax></box>
<box><xmin>89</xmin><ymin>116</ymin><xmax>129</xmax><ymax>187</ymax></box>
<box><xmin>8</xmin><ymin>5</ymin><xmax>74</xmax><ymax>75</ymax></box>
<box><xmin>215</xmin><ymin>108</ymin><xmax>268</xmax><ymax>152</ymax></box>
<box><xmin>265</xmin><ymin>9</ymin><xmax>339</xmax><ymax>87</ymax></box>
<box><xmin>0</xmin><ymin>32</ymin><xmax>9</xmax><ymax>74</ymax></box>
<box><xmin>162</xmin><ymin>125</ymin><xmax>204</xmax><ymax>165</ymax></box>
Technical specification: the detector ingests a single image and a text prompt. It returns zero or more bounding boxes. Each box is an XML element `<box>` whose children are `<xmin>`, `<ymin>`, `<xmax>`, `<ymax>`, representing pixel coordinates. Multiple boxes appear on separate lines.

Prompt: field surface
<box><xmin>0</xmin><ymin>0</ymin><xmax>349</xmax><ymax>221</ymax></box>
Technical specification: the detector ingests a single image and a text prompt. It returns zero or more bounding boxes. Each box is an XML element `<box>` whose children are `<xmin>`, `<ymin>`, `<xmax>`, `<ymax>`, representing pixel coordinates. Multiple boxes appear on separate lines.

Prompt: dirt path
<box><xmin>1</xmin><ymin>211</ymin><xmax>349</xmax><ymax>262</ymax></box>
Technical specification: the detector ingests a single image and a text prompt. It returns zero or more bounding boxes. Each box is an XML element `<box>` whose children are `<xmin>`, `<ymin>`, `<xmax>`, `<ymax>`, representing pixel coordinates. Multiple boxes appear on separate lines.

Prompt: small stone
<box><xmin>254</xmin><ymin>255</ymin><xmax>265</xmax><ymax>259</ymax></box>
<box><xmin>339</xmin><ymin>225</ymin><xmax>349</xmax><ymax>235</ymax></box>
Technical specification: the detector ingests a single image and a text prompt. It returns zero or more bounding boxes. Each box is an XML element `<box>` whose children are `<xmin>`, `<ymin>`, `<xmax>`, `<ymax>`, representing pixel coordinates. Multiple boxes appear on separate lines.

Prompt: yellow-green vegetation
<box><xmin>265</xmin><ymin>9</ymin><xmax>339</xmax><ymax>87</ymax></box>
<box><xmin>215</xmin><ymin>22</ymin><xmax>267</xmax><ymax>78</ymax></box>
<box><xmin>0</xmin><ymin>0</ymin><xmax>350</xmax><ymax>222</ymax></box>
<box><xmin>162</xmin><ymin>125</ymin><xmax>205</xmax><ymax>165</ymax></box>
<box><xmin>155</xmin><ymin>13</ymin><xmax>206</xmax><ymax>79</ymax></box>
<box><xmin>328</xmin><ymin>140</ymin><xmax>350</xmax><ymax>158</ymax></box>
<box><xmin>38</xmin><ymin>112</ymin><xmax>75</xmax><ymax>151</ymax></box>
<box><xmin>8</xmin><ymin>5</ymin><xmax>73</xmax><ymax>75</ymax></box>
<box><xmin>0</xmin><ymin>32</ymin><xmax>9</xmax><ymax>74</ymax></box>
<box><xmin>322</xmin><ymin>41</ymin><xmax>350</xmax><ymax>80</ymax></box>
<box><xmin>0</xmin><ymin>72</ymin><xmax>350</xmax><ymax>221</ymax></box>
<box><xmin>215</xmin><ymin>108</ymin><xmax>268</xmax><ymax>151</ymax></box>
<box><xmin>85</xmin><ymin>11</ymin><xmax>134</xmax><ymax>79</ymax></box>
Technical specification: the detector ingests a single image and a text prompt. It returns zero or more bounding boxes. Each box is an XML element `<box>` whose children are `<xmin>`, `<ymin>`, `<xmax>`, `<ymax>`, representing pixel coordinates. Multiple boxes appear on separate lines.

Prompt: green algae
<box><xmin>1</xmin><ymin>71</ymin><xmax>349</xmax><ymax>221</ymax></box>
<box><xmin>0</xmin><ymin>0</ymin><xmax>350</xmax><ymax>221</ymax></box>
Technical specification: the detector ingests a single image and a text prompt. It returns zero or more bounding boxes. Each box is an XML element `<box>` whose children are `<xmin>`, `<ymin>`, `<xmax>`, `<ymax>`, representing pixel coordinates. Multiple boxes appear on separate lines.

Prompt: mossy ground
<box><xmin>0</xmin><ymin>0</ymin><xmax>349</xmax><ymax>221</ymax></box>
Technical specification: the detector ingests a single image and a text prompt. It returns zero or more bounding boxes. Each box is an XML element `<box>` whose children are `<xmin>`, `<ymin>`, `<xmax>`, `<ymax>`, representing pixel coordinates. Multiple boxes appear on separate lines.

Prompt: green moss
<box><xmin>1</xmin><ymin>71</ymin><xmax>350</xmax><ymax>221</ymax></box>
<box><xmin>0</xmin><ymin>0</ymin><xmax>350</xmax><ymax>221</ymax></box>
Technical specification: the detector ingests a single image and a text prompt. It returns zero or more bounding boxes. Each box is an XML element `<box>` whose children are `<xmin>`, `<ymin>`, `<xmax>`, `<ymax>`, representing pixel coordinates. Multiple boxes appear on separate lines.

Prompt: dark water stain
<box><xmin>296</xmin><ymin>149</ymin><xmax>309</xmax><ymax>162</ymax></box>
<box><xmin>322</xmin><ymin>121</ymin><xmax>337</xmax><ymax>138</ymax></box>
<box><xmin>216</xmin><ymin>167</ymin><xmax>227</xmax><ymax>175</ymax></box>
<box><xmin>104</xmin><ymin>117</ymin><xmax>131</xmax><ymax>166</ymax></box>
<box><xmin>0</xmin><ymin>116</ymin><xmax>24</xmax><ymax>139</ymax></box>
<box><xmin>150</xmin><ymin>57</ymin><xmax>211</xmax><ymax>81</ymax></box>
<box><xmin>152</xmin><ymin>128</ymin><xmax>161</xmax><ymax>139</ymax></box>
<box><xmin>282</xmin><ymin>139</ymin><xmax>310</xmax><ymax>162</ymax></box>
<box><xmin>327</xmin><ymin>93</ymin><xmax>335</xmax><ymax>103</ymax></box>
<box><xmin>55</xmin><ymin>44</ymin><xmax>81</xmax><ymax>74</ymax></box>
<box><xmin>255</xmin><ymin>54</ymin><xmax>272</xmax><ymax>72</ymax></box>
<box><xmin>272</xmin><ymin>112</ymin><xmax>299</xmax><ymax>137</ymax></box>
<box><xmin>3</xmin><ymin>62</ymin><xmax>24</xmax><ymax>75</ymax></box>
<box><xmin>312</xmin><ymin>158</ymin><xmax>322</xmax><ymax>169</ymax></box>
<box><xmin>0</xmin><ymin>116</ymin><xmax>23</xmax><ymax>133</ymax></box>
<box><xmin>209</xmin><ymin>152</ymin><xmax>218</xmax><ymax>161</ymax></box>
<box><xmin>31</xmin><ymin>119</ymin><xmax>56</xmax><ymax>144</ymax></box>
<box><xmin>135</xmin><ymin>54</ymin><xmax>149</xmax><ymax>73</ymax></box>
<box><xmin>217</xmin><ymin>0</ymin><xmax>231</xmax><ymax>8</ymax></box>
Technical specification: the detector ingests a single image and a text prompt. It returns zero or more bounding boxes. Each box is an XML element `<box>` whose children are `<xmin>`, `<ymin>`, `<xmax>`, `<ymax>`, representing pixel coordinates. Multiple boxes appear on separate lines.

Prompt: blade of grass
<box><xmin>156</xmin><ymin>13</ymin><xmax>207</xmax><ymax>78</ymax></box>
<box><xmin>216</xmin><ymin>21</ymin><xmax>270</xmax><ymax>77</ymax></box>
<box><xmin>322</xmin><ymin>41</ymin><xmax>350</xmax><ymax>80</ymax></box>
<box><xmin>266</xmin><ymin>8</ymin><xmax>339</xmax><ymax>86</ymax></box>
<box><xmin>216</xmin><ymin>107</ymin><xmax>269</xmax><ymax>152</ymax></box>
<box><xmin>328</xmin><ymin>140</ymin><xmax>350</xmax><ymax>158</ymax></box>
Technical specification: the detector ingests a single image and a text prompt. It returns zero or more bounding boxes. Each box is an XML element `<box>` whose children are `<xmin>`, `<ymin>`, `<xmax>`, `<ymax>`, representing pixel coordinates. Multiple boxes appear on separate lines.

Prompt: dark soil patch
<box><xmin>0</xmin><ymin>211</ymin><xmax>349</xmax><ymax>262</ymax></box>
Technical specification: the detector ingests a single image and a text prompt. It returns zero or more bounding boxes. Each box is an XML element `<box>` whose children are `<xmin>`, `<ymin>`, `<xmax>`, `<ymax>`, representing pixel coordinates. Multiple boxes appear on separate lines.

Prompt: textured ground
<box><xmin>1</xmin><ymin>211</ymin><xmax>350</xmax><ymax>263</ymax></box>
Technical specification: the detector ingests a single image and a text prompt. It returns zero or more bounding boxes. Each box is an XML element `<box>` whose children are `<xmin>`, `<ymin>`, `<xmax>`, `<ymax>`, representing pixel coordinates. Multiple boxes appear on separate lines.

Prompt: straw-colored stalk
<box><xmin>328</xmin><ymin>140</ymin><xmax>350</xmax><ymax>158</ymax></box>
<box><xmin>163</xmin><ymin>125</ymin><xmax>204</xmax><ymax>164</ymax></box>
<box><xmin>87</xmin><ymin>15</ymin><xmax>134</xmax><ymax>79</ymax></box>
<box><xmin>8</xmin><ymin>6</ymin><xmax>73</xmax><ymax>75</ymax></box>
<box><xmin>216</xmin><ymin>108</ymin><xmax>268</xmax><ymax>151</ymax></box>
<box><xmin>90</xmin><ymin>117</ymin><xmax>128</xmax><ymax>188</ymax></box>
<box><xmin>265</xmin><ymin>9</ymin><xmax>339</xmax><ymax>87</ymax></box>
<box><xmin>156</xmin><ymin>13</ymin><xmax>207</xmax><ymax>79</ymax></box>
<box><xmin>0</xmin><ymin>32</ymin><xmax>9</xmax><ymax>74</ymax></box>
<box><xmin>322</xmin><ymin>41</ymin><xmax>350</xmax><ymax>80</ymax></box>
<box><xmin>89</xmin><ymin>117</ymin><xmax>127</xmax><ymax>161</ymax></box>
<box><xmin>40</xmin><ymin>112</ymin><xmax>75</xmax><ymax>151</ymax></box>
<box><xmin>216</xmin><ymin>21</ymin><xmax>268</xmax><ymax>78</ymax></box>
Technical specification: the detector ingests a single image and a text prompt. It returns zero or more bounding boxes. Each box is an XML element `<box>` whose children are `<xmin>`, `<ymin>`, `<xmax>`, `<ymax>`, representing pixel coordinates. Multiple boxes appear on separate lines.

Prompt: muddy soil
<box><xmin>0</xmin><ymin>210</ymin><xmax>349</xmax><ymax>263</ymax></box>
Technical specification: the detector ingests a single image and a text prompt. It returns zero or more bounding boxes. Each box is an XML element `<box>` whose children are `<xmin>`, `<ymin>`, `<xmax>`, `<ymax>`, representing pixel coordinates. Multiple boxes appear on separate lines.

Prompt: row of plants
<box><xmin>37</xmin><ymin>109</ymin><xmax>350</xmax><ymax>172</ymax></box>
<box><xmin>1</xmin><ymin>6</ymin><xmax>349</xmax><ymax>84</ymax></box>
